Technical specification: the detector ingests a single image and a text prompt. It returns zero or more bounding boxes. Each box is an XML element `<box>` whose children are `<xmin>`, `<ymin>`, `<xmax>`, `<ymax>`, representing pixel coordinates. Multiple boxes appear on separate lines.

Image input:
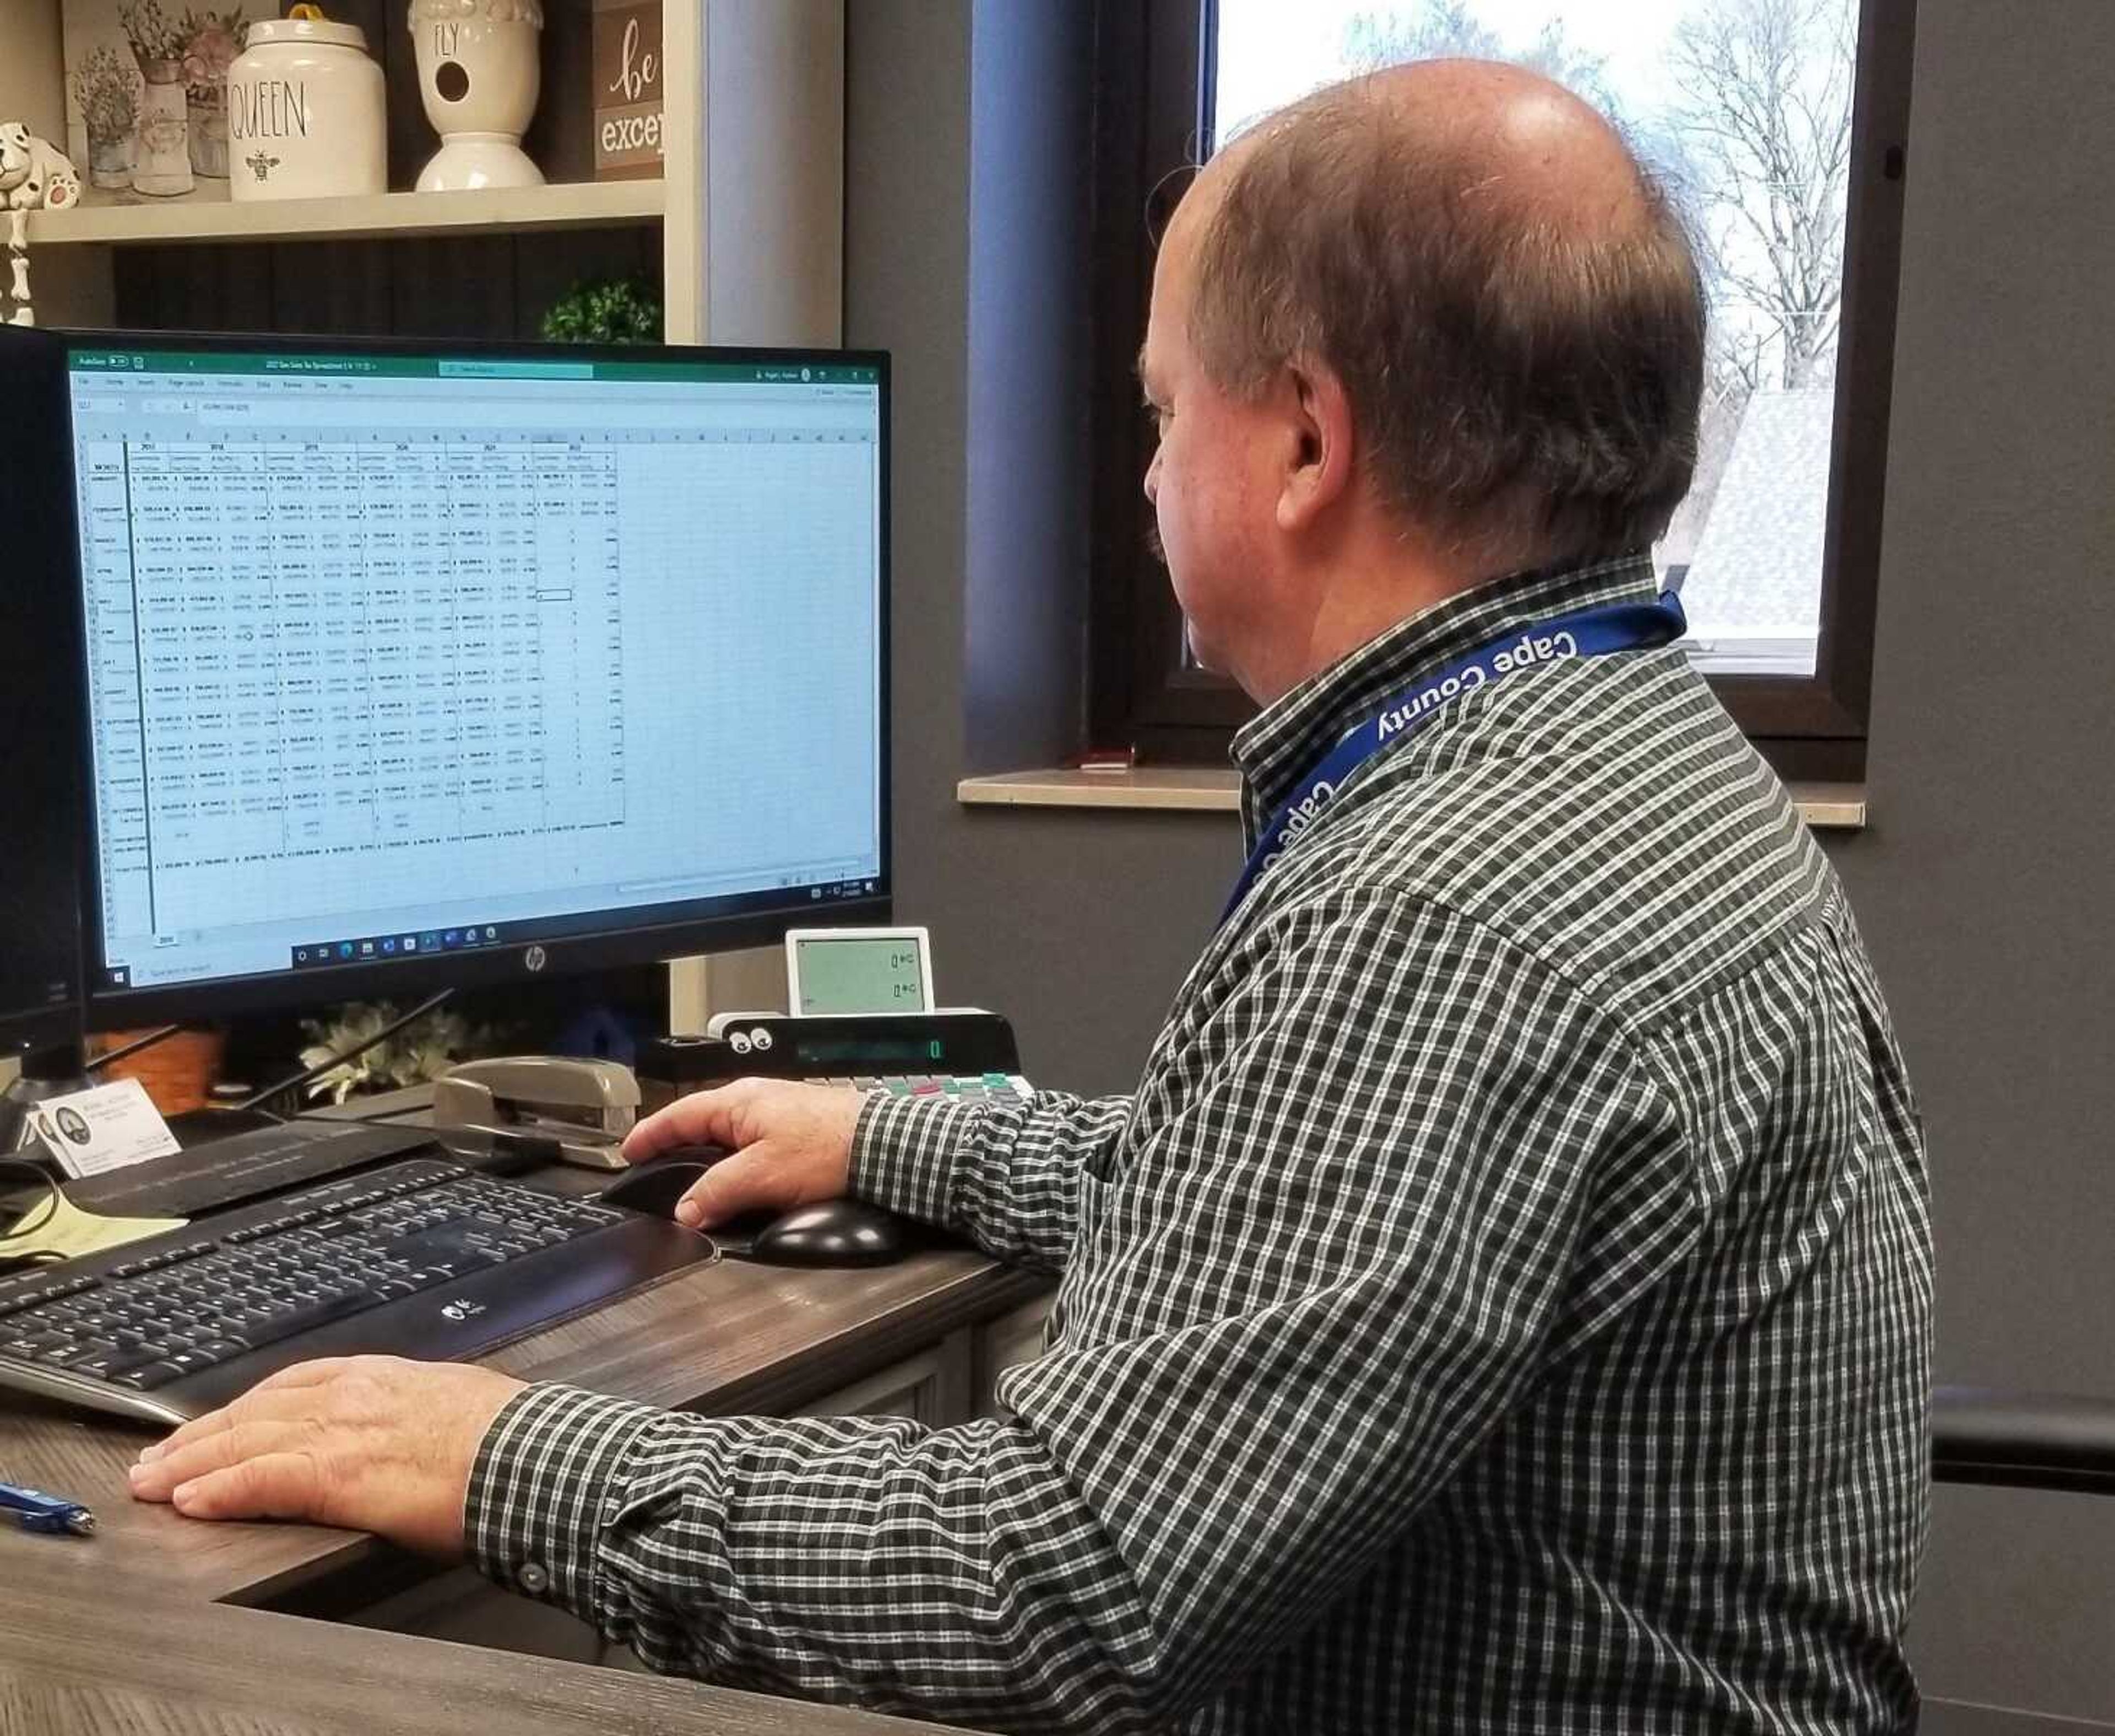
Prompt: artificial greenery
<box><xmin>299</xmin><ymin>1001</ymin><xmax>496</xmax><ymax>1104</ymax></box>
<box><xmin>540</xmin><ymin>275</ymin><xmax>664</xmax><ymax>345</ymax></box>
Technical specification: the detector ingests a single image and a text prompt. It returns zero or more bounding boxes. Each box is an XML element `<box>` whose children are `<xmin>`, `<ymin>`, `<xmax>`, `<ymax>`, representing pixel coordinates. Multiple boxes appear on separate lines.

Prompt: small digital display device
<box><xmin>784</xmin><ymin>927</ymin><xmax>932</xmax><ymax>1016</ymax></box>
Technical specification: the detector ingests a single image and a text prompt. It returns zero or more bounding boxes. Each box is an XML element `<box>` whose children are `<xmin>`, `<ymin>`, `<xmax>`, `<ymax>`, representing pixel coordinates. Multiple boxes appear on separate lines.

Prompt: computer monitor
<box><xmin>0</xmin><ymin>330</ymin><xmax>87</xmax><ymax>1058</ymax></box>
<box><xmin>45</xmin><ymin>331</ymin><xmax>890</xmax><ymax>1027</ymax></box>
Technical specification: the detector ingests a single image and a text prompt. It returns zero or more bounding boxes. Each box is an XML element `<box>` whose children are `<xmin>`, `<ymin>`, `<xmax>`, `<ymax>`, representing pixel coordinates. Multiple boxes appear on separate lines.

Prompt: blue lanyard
<box><xmin>1222</xmin><ymin>591</ymin><xmax>1688</xmax><ymax>926</ymax></box>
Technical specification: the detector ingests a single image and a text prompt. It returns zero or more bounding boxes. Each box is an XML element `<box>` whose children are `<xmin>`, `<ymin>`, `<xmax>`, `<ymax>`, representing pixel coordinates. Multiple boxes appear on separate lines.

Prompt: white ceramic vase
<box><xmin>132</xmin><ymin>61</ymin><xmax>194</xmax><ymax>197</ymax></box>
<box><xmin>411</xmin><ymin>0</ymin><xmax>546</xmax><ymax>192</ymax></box>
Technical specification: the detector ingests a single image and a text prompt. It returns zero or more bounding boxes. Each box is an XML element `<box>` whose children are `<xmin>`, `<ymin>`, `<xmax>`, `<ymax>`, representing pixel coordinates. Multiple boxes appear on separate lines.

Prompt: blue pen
<box><xmin>0</xmin><ymin>1478</ymin><xmax>96</xmax><ymax>1536</ymax></box>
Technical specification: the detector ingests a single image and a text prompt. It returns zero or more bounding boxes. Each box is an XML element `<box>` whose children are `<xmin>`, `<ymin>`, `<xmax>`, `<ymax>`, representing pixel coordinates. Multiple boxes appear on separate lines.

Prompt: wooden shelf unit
<box><xmin>26</xmin><ymin>178</ymin><xmax>666</xmax><ymax>248</ymax></box>
<box><xmin>1</xmin><ymin>2</ymin><xmax>843</xmax><ymax>341</ymax></box>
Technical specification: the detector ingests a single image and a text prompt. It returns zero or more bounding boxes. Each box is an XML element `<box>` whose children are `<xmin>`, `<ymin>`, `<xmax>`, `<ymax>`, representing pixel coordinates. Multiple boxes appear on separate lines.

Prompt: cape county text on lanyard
<box><xmin>1221</xmin><ymin>592</ymin><xmax>1689</xmax><ymax>928</ymax></box>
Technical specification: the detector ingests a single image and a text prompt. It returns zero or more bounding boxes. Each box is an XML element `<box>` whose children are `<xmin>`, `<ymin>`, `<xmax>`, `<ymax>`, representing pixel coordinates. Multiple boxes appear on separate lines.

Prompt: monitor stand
<box><xmin>165</xmin><ymin>1105</ymin><xmax>285</xmax><ymax>1144</ymax></box>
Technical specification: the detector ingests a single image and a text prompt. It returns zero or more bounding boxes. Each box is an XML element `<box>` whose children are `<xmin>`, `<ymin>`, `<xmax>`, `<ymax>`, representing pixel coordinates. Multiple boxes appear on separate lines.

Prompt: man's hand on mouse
<box><xmin>621</xmin><ymin>1078</ymin><xmax>864</xmax><ymax>1229</ymax></box>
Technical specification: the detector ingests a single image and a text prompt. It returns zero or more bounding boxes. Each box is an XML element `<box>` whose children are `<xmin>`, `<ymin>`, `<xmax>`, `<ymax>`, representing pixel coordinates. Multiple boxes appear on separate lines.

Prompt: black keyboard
<box><xmin>0</xmin><ymin>1157</ymin><xmax>718</xmax><ymax>1425</ymax></box>
<box><xmin>63</xmin><ymin>1119</ymin><xmax>443</xmax><ymax>1221</ymax></box>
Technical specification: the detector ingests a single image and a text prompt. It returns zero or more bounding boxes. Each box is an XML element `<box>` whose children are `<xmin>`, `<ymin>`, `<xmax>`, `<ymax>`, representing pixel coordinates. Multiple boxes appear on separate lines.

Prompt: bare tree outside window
<box><xmin>1341</xmin><ymin>2</ymin><xmax>1623</xmax><ymax>116</ymax></box>
<box><xmin>1671</xmin><ymin>0</ymin><xmax>1856</xmax><ymax>399</ymax></box>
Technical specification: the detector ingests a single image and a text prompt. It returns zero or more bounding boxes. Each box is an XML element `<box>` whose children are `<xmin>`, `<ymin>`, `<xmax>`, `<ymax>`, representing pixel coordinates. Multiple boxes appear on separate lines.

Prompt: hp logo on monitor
<box><xmin>523</xmin><ymin>945</ymin><xmax>549</xmax><ymax>974</ymax></box>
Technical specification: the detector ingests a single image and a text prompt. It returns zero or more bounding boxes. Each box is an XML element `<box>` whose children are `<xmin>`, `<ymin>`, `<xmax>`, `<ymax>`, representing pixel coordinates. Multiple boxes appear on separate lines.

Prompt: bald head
<box><xmin>1202</xmin><ymin>59</ymin><xmax>1648</xmax><ymax>232</ymax></box>
<box><xmin>1374</xmin><ymin>59</ymin><xmax>1647</xmax><ymax>211</ymax></box>
<box><xmin>1175</xmin><ymin>57</ymin><xmax>1705</xmax><ymax>565</ymax></box>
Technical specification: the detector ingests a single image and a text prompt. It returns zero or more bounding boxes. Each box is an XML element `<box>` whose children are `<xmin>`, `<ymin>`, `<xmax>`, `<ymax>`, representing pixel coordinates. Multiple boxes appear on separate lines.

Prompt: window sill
<box><xmin>957</xmin><ymin>769</ymin><xmax>1869</xmax><ymax>831</ymax></box>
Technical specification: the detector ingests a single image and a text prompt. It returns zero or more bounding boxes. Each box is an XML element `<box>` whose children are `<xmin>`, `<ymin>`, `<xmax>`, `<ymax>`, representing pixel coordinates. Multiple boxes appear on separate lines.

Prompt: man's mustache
<box><xmin>1145</xmin><ymin>518</ymin><xmax>1167</xmax><ymax>567</ymax></box>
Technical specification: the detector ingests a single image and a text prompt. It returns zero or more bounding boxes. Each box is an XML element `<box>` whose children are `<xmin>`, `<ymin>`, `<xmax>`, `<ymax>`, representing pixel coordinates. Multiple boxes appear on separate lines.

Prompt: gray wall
<box><xmin>1826</xmin><ymin>3</ymin><xmax>2115</xmax><ymax>1726</ymax></box>
<box><xmin>845</xmin><ymin>2</ymin><xmax>2115</xmax><ymax>1727</ymax></box>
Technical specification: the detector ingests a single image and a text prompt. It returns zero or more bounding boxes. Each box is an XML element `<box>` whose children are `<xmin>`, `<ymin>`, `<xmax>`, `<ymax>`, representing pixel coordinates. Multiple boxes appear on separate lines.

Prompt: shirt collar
<box><xmin>1231</xmin><ymin>552</ymin><xmax>1661</xmax><ymax>842</ymax></box>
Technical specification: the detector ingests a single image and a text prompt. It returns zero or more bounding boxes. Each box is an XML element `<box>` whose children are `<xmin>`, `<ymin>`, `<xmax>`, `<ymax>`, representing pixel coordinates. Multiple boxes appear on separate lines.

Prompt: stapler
<box><xmin>432</xmin><ymin>1056</ymin><xmax>639</xmax><ymax>1172</ymax></box>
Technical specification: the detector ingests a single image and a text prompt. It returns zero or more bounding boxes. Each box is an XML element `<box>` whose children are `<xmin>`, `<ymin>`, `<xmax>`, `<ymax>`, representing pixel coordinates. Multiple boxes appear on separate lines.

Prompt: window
<box><xmin>1086</xmin><ymin>0</ymin><xmax>1916</xmax><ymax>779</ymax></box>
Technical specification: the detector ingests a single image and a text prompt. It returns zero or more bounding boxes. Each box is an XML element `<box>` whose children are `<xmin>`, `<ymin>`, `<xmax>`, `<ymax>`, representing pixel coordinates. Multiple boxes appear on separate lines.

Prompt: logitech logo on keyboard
<box><xmin>441</xmin><ymin>1299</ymin><xmax>487</xmax><ymax>1322</ymax></box>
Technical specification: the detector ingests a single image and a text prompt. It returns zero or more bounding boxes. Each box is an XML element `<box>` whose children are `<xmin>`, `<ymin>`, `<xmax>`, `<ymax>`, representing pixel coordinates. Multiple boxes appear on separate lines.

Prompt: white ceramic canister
<box><xmin>226</xmin><ymin>10</ymin><xmax>387</xmax><ymax>202</ymax></box>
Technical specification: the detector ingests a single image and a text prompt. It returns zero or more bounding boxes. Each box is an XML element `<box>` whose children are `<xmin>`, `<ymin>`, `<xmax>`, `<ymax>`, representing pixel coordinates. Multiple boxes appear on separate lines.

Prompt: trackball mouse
<box><xmin>746</xmin><ymin>1198</ymin><xmax>905</xmax><ymax>1267</ymax></box>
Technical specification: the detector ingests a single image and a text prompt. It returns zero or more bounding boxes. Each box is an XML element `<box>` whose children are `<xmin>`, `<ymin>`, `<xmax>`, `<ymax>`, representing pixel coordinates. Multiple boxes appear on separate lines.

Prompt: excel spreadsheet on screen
<box><xmin>61</xmin><ymin>343</ymin><xmax>888</xmax><ymax>1010</ymax></box>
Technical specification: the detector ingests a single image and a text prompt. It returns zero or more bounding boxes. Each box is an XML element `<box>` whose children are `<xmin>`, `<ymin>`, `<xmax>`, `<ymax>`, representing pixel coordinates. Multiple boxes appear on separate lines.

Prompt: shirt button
<box><xmin>517</xmin><ymin>1562</ymin><xmax>551</xmax><ymax>1595</ymax></box>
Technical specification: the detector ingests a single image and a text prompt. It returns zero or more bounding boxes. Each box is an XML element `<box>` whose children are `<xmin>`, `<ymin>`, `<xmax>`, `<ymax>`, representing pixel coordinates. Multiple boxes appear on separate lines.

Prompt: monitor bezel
<box><xmin>0</xmin><ymin>326</ymin><xmax>88</xmax><ymax>1055</ymax></box>
<box><xmin>53</xmin><ymin>328</ymin><xmax>893</xmax><ymax>1029</ymax></box>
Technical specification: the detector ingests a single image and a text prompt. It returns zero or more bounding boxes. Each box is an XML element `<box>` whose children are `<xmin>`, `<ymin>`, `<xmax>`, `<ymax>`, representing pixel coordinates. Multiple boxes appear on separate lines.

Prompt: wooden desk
<box><xmin>0</xmin><ymin>1154</ymin><xmax>1049</xmax><ymax>1732</ymax></box>
<box><xmin>8</xmin><ymin>1571</ymin><xmax>968</xmax><ymax>1735</ymax></box>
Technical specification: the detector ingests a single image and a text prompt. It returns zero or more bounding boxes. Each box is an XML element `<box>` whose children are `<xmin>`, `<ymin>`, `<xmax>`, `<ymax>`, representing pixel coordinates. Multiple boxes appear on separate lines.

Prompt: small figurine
<box><xmin>0</xmin><ymin>122</ymin><xmax>83</xmax><ymax>327</ymax></box>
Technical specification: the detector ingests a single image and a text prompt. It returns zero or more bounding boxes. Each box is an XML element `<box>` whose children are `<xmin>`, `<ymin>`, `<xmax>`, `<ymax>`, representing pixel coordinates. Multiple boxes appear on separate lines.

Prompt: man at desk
<box><xmin>130</xmin><ymin>59</ymin><xmax>1932</xmax><ymax>1735</ymax></box>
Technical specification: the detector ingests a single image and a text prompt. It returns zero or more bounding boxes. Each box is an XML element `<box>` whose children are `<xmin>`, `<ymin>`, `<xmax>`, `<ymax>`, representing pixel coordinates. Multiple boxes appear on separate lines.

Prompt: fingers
<box><xmin>138</xmin><ymin>1359</ymin><xmax>356</xmax><ymax>1464</ymax></box>
<box><xmin>622</xmin><ymin>1082</ymin><xmax>752</xmax><ymax>1163</ymax></box>
<box><xmin>139</xmin><ymin>1406</ymin><xmax>235</xmax><ymax>1466</ymax></box>
<box><xmin>130</xmin><ymin>1415</ymin><xmax>316</xmax><ymax>1505</ymax></box>
<box><xmin>167</xmin><ymin>1450</ymin><xmax>327</xmax><ymax>1522</ymax></box>
<box><xmin>674</xmin><ymin>1144</ymin><xmax>791</xmax><ymax>1228</ymax></box>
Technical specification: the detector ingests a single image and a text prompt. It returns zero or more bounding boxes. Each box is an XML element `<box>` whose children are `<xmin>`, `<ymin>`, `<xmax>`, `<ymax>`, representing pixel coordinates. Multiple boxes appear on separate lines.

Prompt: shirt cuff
<box><xmin>848</xmin><ymin>1090</ymin><xmax>987</xmax><ymax>1230</ymax></box>
<box><xmin>465</xmin><ymin>1381</ymin><xmax>664</xmax><ymax>1619</ymax></box>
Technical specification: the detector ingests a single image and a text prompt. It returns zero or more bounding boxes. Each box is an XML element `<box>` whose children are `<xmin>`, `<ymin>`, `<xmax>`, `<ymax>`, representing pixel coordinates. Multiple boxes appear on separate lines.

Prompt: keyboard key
<box><xmin>63</xmin><ymin>1348</ymin><xmax>159</xmax><ymax>1381</ymax></box>
<box><xmin>158</xmin><ymin>1347</ymin><xmax>219</xmax><ymax>1377</ymax></box>
<box><xmin>111</xmin><ymin>1360</ymin><xmax>189</xmax><ymax>1391</ymax></box>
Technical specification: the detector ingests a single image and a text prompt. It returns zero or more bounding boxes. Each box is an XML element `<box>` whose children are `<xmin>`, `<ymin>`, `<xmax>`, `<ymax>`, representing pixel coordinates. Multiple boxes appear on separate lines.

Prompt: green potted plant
<box><xmin>540</xmin><ymin>274</ymin><xmax>664</xmax><ymax>344</ymax></box>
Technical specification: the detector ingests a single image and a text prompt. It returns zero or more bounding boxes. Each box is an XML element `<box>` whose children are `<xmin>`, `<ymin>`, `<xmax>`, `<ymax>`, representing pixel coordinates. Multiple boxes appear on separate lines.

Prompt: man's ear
<box><xmin>1276</xmin><ymin>356</ymin><xmax>1355</xmax><ymax>534</ymax></box>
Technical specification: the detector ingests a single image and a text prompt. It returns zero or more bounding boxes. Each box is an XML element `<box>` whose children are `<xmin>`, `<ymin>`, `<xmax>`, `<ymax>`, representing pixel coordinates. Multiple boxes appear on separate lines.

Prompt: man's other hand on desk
<box><xmin>622</xmin><ymin>1078</ymin><xmax>862</xmax><ymax>1229</ymax></box>
<box><xmin>126</xmin><ymin>1356</ymin><xmax>524</xmax><ymax>1555</ymax></box>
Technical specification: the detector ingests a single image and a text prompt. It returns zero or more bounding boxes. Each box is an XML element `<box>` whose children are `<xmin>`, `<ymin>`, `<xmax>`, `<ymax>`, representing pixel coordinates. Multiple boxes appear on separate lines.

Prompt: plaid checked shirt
<box><xmin>468</xmin><ymin>554</ymin><xmax>1933</xmax><ymax>1734</ymax></box>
